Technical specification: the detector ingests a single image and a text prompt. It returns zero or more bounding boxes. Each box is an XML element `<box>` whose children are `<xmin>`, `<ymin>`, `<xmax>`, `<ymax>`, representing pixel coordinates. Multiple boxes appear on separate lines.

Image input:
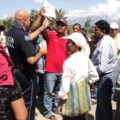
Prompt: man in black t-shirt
<box><xmin>6</xmin><ymin>9</ymin><xmax>48</xmax><ymax>120</ymax></box>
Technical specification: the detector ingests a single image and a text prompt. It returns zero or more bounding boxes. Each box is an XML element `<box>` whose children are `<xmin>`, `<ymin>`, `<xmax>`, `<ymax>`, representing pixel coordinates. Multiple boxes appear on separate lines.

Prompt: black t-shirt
<box><xmin>0</xmin><ymin>79</ymin><xmax>22</xmax><ymax>120</ymax></box>
<box><xmin>6</xmin><ymin>23</ymin><xmax>38</xmax><ymax>78</ymax></box>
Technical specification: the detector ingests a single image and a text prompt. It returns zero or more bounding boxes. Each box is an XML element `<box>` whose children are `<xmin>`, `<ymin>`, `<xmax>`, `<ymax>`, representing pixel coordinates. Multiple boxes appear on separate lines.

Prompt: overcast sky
<box><xmin>0</xmin><ymin>0</ymin><xmax>120</xmax><ymax>22</ymax></box>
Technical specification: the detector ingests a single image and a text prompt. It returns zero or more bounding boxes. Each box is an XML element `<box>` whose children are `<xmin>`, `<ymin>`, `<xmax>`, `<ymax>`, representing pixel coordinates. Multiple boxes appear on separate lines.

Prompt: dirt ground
<box><xmin>35</xmin><ymin>79</ymin><xmax>120</xmax><ymax>120</ymax></box>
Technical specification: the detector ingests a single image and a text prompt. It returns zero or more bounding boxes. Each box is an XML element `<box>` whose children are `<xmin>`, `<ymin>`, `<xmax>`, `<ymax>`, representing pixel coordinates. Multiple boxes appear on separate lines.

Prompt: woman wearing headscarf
<box><xmin>57</xmin><ymin>33</ymin><xmax>99</xmax><ymax>120</ymax></box>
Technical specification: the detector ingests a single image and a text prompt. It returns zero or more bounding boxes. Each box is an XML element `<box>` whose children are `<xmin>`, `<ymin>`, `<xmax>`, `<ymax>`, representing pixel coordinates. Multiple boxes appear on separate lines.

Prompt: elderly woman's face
<box><xmin>66</xmin><ymin>40</ymin><xmax>77</xmax><ymax>56</ymax></box>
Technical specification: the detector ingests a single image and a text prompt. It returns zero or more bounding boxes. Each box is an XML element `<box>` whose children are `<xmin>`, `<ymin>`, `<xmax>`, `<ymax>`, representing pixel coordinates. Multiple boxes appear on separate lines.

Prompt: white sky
<box><xmin>65</xmin><ymin>0</ymin><xmax>120</xmax><ymax>21</ymax></box>
<box><xmin>0</xmin><ymin>0</ymin><xmax>120</xmax><ymax>22</ymax></box>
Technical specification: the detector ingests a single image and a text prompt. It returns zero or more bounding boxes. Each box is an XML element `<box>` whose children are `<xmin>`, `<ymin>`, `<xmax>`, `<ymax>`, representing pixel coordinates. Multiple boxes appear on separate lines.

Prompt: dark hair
<box><xmin>0</xmin><ymin>25</ymin><xmax>5</xmax><ymax>31</ymax></box>
<box><xmin>72</xmin><ymin>23</ymin><xmax>81</xmax><ymax>28</ymax></box>
<box><xmin>95</xmin><ymin>20</ymin><xmax>110</xmax><ymax>34</ymax></box>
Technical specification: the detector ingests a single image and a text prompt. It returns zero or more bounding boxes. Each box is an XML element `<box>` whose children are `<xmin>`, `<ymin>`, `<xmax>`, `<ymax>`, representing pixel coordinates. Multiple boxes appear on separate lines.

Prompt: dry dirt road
<box><xmin>35</xmin><ymin>80</ymin><xmax>120</xmax><ymax>120</ymax></box>
<box><xmin>35</xmin><ymin>97</ymin><xmax>120</xmax><ymax>120</ymax></box>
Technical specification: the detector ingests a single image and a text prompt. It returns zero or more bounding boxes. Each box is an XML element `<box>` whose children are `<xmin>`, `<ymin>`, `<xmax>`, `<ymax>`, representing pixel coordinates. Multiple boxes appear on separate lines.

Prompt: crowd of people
<box><xmin>0</xmin><ymin>7</ymin><xmax>120</xmax><ymax>120</ymax></box>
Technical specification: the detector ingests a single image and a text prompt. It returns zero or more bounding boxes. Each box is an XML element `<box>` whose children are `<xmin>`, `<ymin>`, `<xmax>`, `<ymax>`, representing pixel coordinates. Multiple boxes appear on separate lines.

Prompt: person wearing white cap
<box><xmin>110</xmin><ymin>22</ymin><xmax>120</xmax><ymax>66</ymax></box>
<box><xmin>110</xmin><ymin>22</ymin><xmax>119</xmax><ymax>29</ymax></box>
<box><xmin>57</xmin><ymin>32</ymin><xmax>99</xmax><ymax>120</ymax></box>
<box><xmin>110</xmin><ymin>22</ymin><xmax>120</xmax><ymax>99</ymax></box>
<box><xmin>110</xmin><ymin>22</ymin><xmax>120</xmax><ymax>56</ymax></box>
<box><xmin>63</xmin><ymin>32</ymin><xmax>90</xmax><ymax>57</ymax></box>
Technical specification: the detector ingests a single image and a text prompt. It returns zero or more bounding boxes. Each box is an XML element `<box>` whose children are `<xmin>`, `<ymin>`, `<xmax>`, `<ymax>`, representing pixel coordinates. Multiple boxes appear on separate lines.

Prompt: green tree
<box><xmin>0</xmin><ymin>8</ymin><xmax>68</xmax><ymax>30</ymax></box>
<box><xmin>50</xmin><ymin>9</ymin><xmax>68</xmax><ymax>29</ymax></box>
<box><xmin>30</xmin><ymin>9</ymin><xmax>39</xmax><ymax>24</ymax></box>
<box><xmin>1</xmin><ymin>9</ymin><xmax>68</xmax><ymax>31</ymax></box>
<box><xmin>84</xmin><ymin>18</ymin><xmax>91</xmax><ymax>31</ymax></box>
<box><xmin>84</xmin><ymin>18</ymin><xmax>93</xmax><ymax>36</ymax></box>
<box><xmin>0</xmin><ymin>20</ymin><xmax>3</xmax><ymax>25</ymax></box>
<box><xmin>55</xmin><ymin>9</ymin><xmax>67</xmax><ymax>20</ymax></box>
<box><xmin>29</xmin><ymin>9</ymin><xmax>68</xmax><ymax>29</ymax></box>
<box><xmin>3</xmin><ymin>17</ymin><xmax>14</xmax><ymax>29</ymax></box>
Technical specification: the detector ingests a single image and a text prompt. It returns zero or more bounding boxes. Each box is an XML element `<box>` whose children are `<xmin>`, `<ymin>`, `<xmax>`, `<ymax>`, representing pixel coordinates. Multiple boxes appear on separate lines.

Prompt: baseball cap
<box><xmin>56</xmin><ymin>19</ymin><xmax>67</xmax><ymax>26</ymax></box>
<box><xmin>63</xmin><ymin>32</ymin><xmax>87</xmax><ymax>48</ymax></box>
<box><xmin>110</xmin><ymin>22</ymin><xmax>119</xmax><ymax>29</ymax></box>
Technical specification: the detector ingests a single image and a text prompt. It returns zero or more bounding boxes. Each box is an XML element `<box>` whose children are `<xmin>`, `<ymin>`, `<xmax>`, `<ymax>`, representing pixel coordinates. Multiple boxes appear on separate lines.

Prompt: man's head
<box><xmin>110</xmin><ymin>22</ymin><xmax>119</xmax><ymax>38</ymax></box>
<box><xmin>94</xmin><ymin>20</ymin><xmax>110</xmax><ymax>39</ymax></box>
<box><xmin>72</xmin><ymin>23</ymin><xmax>81</xmax><ymax>32</ymax></box>
<box><xmin>56</xmin><ymin>19</ymin><xmax>67</xmax><ymax>36</ymax></box>
<box><xmin>15</xmin><ymin>9</ymin><xmax>30</xmax><ymax>29</ymax></box>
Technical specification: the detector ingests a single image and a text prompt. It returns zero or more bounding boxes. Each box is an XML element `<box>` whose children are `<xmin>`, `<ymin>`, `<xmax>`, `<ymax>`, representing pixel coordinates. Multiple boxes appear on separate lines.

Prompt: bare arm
<box><xmin>27</xmin><ymin>50</ymin><xmax>42</xmax><ymax>64</ymax></box>
<box><xmin>30</xmin><ymin>7</ymin><xmax>46</xmax><ymax>32</ymax></box>
<box><xmin>26</xmin><ymin>18</ymin><xmax>49</xmax><ymax>65</ymax></box>
<box><xmin>29</xmin><ymin>26</ymin><xmax>45</xmax><ymax>40</ymax></box>
<box><xmin>11</xmin><ymin>98</ymin><xmax>28</xmax><ymax>120</ymax></box>
<box><xmin>29</xmin><ymin>18</ymin><xmax>50</xmax><ymax>40</ymax></box>
<box><xmin>27</xmin><ymin>46</ymin><xmax>47</xmax><ymax>64</ymax></box>
<box><xmin>30</xmin><ymin>15</ymin><xmax>44</xmax><ymax>32</ymax></box>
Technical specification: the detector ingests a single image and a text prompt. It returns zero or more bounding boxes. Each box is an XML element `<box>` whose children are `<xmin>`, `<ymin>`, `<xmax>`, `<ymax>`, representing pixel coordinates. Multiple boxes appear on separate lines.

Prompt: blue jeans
<box><xmin>43</xmin><ymin>72</ymin><xmax>62</xmax><ymax>118</ymax></box>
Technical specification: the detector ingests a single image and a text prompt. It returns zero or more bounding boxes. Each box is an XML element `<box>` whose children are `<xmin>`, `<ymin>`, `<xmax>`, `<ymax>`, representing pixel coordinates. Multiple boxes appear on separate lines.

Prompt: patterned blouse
<box><xmin>0</xmin><ymin>79</ymin><xmax>22</xmax><ymax>120</ymax></box>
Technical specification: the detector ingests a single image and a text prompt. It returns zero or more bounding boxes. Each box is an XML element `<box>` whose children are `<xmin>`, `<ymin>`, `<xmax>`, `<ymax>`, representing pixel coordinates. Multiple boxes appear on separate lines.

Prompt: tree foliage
<box><xmin>83</xmin><ymin>17</ymin><xmax>95</xmax><ymax>37</ymax></box>
<box><xmin>30</xmin><ymin>9</ymin><xmax>39</xmax><ymax>24</ymax></box>
<box><xmin>0</xmin><ymin>8</ymin><xmax>95</xmax><ymax>35</ymax></box>
<box><xmin>49</xmin><ymin>9</ymin><xmax>68</xmax><ymax>29</ymax></box>
<box><xmin>1</xmin><ymin>17</ymin><xmax>14</xmax><ymax>29</ymax></box>
<box><xmin>84</xmin><ymin>18</ymin><xmax>91</xmax><ymax>34</ymax></box>
<box><xmin>29</xmin><ymin>9</ymin><xmax>68</xmax><ymax>29</ymax></box>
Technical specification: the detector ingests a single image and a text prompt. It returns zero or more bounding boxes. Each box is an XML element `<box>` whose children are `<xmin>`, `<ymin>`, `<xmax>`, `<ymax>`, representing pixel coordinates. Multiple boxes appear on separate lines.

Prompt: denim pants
<box><xmin>43</xmin><ymin>72</ymin><xmax>62</xmax><ymax>118</ymax></box>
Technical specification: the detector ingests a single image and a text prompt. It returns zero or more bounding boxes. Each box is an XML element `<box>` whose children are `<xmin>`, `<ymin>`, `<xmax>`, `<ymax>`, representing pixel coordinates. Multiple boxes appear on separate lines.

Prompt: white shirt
<box><xmin>59</xmin><ymin>51</ymin><xmax>99</xmax><ymax>100</ymax></box>
<box><xmin>91</xmin><ymin>35</ymin><xmax>118</xmax><ymax>74</ymax></box>
<box><xmin>114</xmin><ymin>33</ymin><xmax>120</xmax><ymax>58</ymax></box>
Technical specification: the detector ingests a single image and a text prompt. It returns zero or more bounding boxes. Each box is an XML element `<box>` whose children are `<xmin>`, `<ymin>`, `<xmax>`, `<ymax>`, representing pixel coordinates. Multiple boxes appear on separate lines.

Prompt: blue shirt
<box><xmin>91</xmin><ymin>35</ymin><xmax>118</xmax><ymax>75</ymax></box>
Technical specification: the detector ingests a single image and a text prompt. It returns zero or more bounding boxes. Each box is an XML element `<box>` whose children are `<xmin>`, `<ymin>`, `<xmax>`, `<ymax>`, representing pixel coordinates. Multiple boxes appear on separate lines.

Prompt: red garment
<box><xmin>45</xmin><ymin>30</ymin><xmax>67</xmax><ymax>73</ymax></box>
<box><xmin>0</xmin><ymin>44</ymin><xmax>14</xmax><ymax>86</ymax></box>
